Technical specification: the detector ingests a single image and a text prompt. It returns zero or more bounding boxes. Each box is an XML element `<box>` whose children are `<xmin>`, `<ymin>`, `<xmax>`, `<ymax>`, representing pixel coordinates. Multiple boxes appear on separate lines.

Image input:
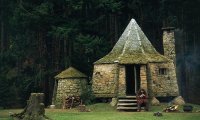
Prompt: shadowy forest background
<box><xmin>0</xmin><ymin>0</ymin><xmax>200</xmax><ymax>108</ymax></box>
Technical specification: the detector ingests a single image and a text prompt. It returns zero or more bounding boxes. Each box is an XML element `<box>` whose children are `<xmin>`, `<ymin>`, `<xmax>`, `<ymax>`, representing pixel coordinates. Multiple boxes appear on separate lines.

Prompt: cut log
<box><xmin>11</xmin><ymin>93</ymin><xmax>50</xmax><ymax>120</ymax></box>
<box><xmin>62</xmin><ymin>96</ymin><xmax>81</xmax><ymax>109</ymax></box>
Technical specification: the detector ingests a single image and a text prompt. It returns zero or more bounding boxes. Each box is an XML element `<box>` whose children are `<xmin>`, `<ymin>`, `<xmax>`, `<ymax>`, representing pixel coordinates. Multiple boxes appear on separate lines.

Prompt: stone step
<box><xmin>117</xmin><ymin>103</ymin><xmax>137</xmax><ymax>106</ymax></box>
<box><xmin>118</xmin><ymin>99</ymin><xmax>137</xmax><ymax>102</ymax></box>
<box><xmin>117</xmin><ymin>106</ymin><xmax>138</xmax><ymax>110</ymax></box>
<box><xmin>119</xmin><ymin>96</ymin><xmax>136</xmax><ymax>99</ymax></box>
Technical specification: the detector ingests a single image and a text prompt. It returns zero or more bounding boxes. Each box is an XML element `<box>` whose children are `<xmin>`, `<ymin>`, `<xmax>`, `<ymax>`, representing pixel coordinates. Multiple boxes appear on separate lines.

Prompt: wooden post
<box><xmin>114</xmin><ymin>60</ymin><xmax>119</xmax><ymax>97</ymax></box>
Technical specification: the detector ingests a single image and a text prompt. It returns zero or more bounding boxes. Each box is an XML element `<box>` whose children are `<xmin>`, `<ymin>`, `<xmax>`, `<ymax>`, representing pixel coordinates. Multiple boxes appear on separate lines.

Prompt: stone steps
<box><xmin>117</xmin><ymin>96</ymin><xmax>138</xmax><ymax>111</ymax></box>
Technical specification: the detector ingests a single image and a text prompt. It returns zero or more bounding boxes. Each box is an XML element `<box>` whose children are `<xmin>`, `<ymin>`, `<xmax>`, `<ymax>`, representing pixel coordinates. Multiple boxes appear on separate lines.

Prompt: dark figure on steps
<box><xmin>136</xmin><ymin>89</ymin><xmax>148</xmax><ymax>111</ymax></box>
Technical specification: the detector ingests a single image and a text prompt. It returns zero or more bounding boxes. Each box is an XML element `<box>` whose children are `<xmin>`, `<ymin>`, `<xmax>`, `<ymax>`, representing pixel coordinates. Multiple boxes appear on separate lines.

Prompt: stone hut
<box><xmin>92</xmin><ymin>19</ymin><xmax>179</xmax><ymax>99</ymax></box>
<box><xmin>52</xmin><ymin>67</ymin><xmax>87</xmax><ymax>107</ymax></box>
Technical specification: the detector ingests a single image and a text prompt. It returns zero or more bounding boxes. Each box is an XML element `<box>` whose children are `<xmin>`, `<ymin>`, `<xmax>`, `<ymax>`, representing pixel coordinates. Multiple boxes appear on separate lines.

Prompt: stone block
<box><xmin>110</xmin><ymin>98</ymin><xmax>118</xmax><ymax>106</ymax></box>
<box><xmin>171</xmin><ymin>96</ymin><xmax>185</xmax><ymax>105</ymax></box>
<box><xmin>151</xmin><ymin>97</ymin><xmax>160</xmax><ymax>106</ymax></box>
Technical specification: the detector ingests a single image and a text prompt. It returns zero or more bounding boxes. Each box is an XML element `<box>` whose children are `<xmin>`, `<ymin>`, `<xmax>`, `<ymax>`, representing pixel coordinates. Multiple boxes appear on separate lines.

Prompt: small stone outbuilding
<box><xmin>92</xmin><ymin>19</ymin><xmax>179</xmax><ymax>99</ymax></box>
<box><xmin>52</xmin><ymin>67</ymin><xmax>87</xmax><ymax>107</ymax></box>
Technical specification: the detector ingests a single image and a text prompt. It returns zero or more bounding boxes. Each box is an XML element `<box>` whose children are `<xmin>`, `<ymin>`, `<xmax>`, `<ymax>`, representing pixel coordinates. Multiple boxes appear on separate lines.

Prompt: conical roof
<box><xmin>95</xmin><ymin>19</ymin><xmax>169</xmax><ymax>64</ymax></box>
<box><xmin>55</xmin><ymin>67</ymin><xmax>87</xmax><ymax>79</ymax></box>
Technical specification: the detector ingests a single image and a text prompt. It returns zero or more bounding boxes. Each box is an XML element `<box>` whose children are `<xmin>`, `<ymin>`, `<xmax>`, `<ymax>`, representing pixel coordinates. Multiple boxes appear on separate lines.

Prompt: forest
<box><xmin>0</xmin><ymin>0</ymin><xmax>200</xmax><ymax>108</ymax></box>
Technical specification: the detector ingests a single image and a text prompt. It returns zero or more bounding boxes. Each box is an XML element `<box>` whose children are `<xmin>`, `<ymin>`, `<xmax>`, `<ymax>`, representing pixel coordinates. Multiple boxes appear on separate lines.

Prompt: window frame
<box><xmin>158</xmin><ymin>68</ymin><xmax>168</xmax><ymax>75</ymax></box>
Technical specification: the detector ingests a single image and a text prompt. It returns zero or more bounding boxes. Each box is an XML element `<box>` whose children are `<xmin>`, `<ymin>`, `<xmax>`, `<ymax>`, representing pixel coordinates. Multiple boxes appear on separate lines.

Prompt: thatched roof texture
<box><xmin>55</xmin><ymin>67</ymin><xmax>87</xmax><ymax>79</ymax></box>
<box><xmin>95</xmin><ymin>19</ymin><xmax>168</xmax><ymax>64</ymax></box>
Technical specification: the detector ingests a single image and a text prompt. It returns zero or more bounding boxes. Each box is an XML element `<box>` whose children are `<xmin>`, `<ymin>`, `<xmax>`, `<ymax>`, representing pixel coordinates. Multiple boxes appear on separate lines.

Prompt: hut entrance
<box><xmin>125</xmin><ymin>64</ymin><xmax>141</xmax><ymax>95</ymax></box>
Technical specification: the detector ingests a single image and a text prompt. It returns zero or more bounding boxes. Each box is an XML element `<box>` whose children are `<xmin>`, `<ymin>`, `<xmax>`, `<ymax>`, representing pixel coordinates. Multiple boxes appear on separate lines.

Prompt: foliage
<box><xmin>80</xmin><ymin>85</ymin><xmax>95</xmax><ymax>105</ymax></box>
<box><xmin>0</xmin><ymin>75</ymin><xmax>11</xmax><ymax>108</ymax></box>
<box><xmin>73</xmin><ymin>33</ymin><xmax>110</xmax><ymax>75</ymax></box>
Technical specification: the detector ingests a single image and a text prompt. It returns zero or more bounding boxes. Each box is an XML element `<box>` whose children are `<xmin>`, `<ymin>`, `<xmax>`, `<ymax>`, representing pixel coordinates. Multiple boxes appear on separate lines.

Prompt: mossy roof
<box><xmin>55</xmin><ymin>67</ymin><xmax>87</xmax><ymax>79</ymax></box>
<box><xmin>95</xmin><ymin>18</ymin><xmax>169</xmax><ymax>64</ymax></box>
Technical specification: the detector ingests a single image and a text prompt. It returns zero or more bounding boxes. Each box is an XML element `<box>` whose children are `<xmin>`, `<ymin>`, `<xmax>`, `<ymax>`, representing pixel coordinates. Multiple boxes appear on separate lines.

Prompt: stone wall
<box><xmin>118</xmin><ymin>65</ymin><xmax>126</xmax><ymax>96</ymax></box>
<box><xmin>92</xmin><ymin>63</ymin><xmax>179</xmax><ymax>98</ymax></box>
<box><xmin>92</xmin><ymin>64</ymin><xmax>149</xmax><ymax>97</ymax></box>
<box><xmin>148</xmin><ymin>62</ymin><xmax>179</xmax><ymax>97</ymax></box>
<box><xmin>55</xmin><ymin>78</ymin><xmax>87</xmax><ymax>107</ymax></box>
<box><xmin>140</xmin><ymin>65</ymin><xmax>148</xmax><ymax>92</ymax></box>
<box><xmin>92</xmin><ymin>64</ymin><xmax>116</xmax><ymax>97</ymax></box>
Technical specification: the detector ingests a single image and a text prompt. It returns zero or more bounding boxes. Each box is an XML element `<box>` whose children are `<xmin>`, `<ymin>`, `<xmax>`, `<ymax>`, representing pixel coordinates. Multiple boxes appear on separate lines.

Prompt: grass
<box><xmin>0</xmin><ymin>103</ymin><xmax>200</xmax><ymax>120</ymax></box>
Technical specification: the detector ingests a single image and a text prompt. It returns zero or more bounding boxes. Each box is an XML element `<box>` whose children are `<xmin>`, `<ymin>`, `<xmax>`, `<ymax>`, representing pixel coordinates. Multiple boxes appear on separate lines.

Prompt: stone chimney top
<box><xmin>162</xmin><ymin>26</ymin><xmax>176</xmax><ymax>65</ymax></box>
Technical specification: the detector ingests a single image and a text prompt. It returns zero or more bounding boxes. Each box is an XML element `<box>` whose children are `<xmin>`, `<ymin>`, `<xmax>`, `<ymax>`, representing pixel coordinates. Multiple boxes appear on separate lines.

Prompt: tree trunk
<box><xmin>1</xmin><ymin>20</ymin><xmax>4</xmax><ymax>53</ymax></box>
<box><xmin>114</xmin><ymin>14</ymin><xmax>118</xmax><ymax>42</ymax></box>
<box><xmin>68</xmin><ymin>36</ymin><xmax>72</xmax><ymax>66</ymax></box>
<box><xmin>11</xmin><ymin>93</ymin><xmax>50</xmax><ymax>120</ymax></box>
<box><xmin>183</xmin><ymin>32</ymin><xmax>189</xmax><ymax>102</ymax></box>
<box><xmin>64</xmin><ymin>37</ymin><xmax>68</xmax><ymax>67</ymax></box>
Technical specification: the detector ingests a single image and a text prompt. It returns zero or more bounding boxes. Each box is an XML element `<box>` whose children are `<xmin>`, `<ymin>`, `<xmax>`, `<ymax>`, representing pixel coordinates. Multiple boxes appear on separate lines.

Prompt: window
<box><xmin>159</xmin><ymin>68</ymin><xmax>168</xmax><ymax>75</ymax></box>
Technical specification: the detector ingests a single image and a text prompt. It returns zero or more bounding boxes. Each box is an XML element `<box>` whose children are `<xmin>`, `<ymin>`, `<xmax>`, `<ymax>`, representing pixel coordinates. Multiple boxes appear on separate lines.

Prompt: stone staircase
<box><xmin>117</xmin><ymin>96</ymin><xmax>138</xmax><ymax>111</ymax></box>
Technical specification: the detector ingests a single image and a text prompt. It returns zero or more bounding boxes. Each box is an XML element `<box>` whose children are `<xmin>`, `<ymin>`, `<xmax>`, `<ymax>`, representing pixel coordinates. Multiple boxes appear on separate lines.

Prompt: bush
<box><xmin>80</xmin><ymin>85</ymin><xmax>95</xmax><ymax>105</ymax></box>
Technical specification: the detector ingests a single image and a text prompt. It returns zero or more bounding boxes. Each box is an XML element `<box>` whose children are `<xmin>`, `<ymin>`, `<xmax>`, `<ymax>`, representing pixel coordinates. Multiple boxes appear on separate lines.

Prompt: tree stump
<box><xmin>11</xmin><ymin>93</ymin><xmax>50</xmax><ymax>120</ymax></box>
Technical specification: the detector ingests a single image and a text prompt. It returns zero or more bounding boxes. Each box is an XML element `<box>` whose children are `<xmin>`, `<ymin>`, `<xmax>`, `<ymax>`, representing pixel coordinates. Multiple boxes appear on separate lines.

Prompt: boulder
<box><xmin>110</xmin><ymin>98</ymin><xmax>118</xmax><ymax>106</ymax></box>
<box><xmin>171</xmin><ymin>96</ymin><xmax>185</xmax><ymax>105</ymax></box>
<box><xmin>151</xmin><ymin>97</ymin><xmax>160</xmax><ymax>106</ymax></box>
<box><xmin>49</xmin><ymin>105</ymin><xmax>55</xmax><ymax>109</ymax></box>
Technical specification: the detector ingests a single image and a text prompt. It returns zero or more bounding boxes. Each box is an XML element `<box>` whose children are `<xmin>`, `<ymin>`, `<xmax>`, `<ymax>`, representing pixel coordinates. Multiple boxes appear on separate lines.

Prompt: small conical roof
<box><xmin>95</xmin><ymin>18</ymin><xmax>169</xmax><ymax>64</ymax></box>
<box><xmin>55</xmin><ymin>67</ymin><xmax>87</xmax><ymax>79</ymax></box>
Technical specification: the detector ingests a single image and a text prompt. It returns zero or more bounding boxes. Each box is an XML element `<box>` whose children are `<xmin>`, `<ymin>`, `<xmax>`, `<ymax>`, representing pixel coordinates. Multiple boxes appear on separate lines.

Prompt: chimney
<box><xmin>162</xmin><ymin>27</ymin><xmax>176</xmax><ymax>65</ymax></box>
